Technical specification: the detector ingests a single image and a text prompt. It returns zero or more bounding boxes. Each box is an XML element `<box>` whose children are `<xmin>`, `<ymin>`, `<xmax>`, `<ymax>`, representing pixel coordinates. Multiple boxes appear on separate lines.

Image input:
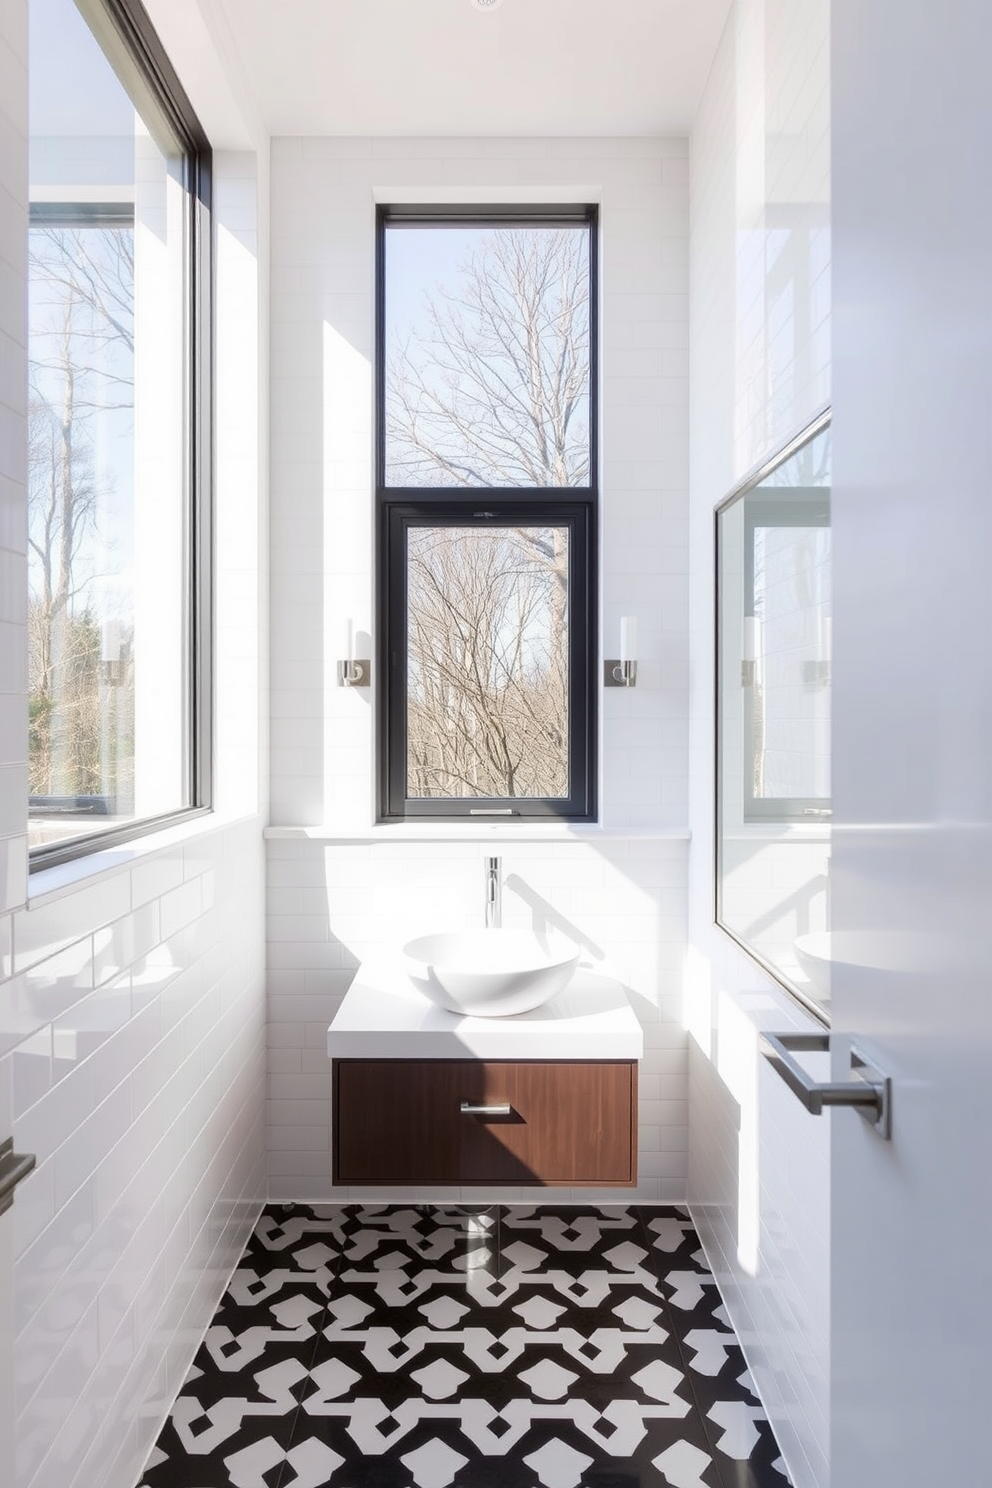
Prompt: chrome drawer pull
<box><xmin>0</xmin><ymin>1137</ymin><xmax>36</xmax><ymax>1217</ymax></box>
<box><xmin>760</xmin><ymin>1032</ymin><xmax>891</xmax><ymax>1139</ymax></box>
<box><xmin>460</xmin><ymin>1101</ymin><xmax>511</xmax><ymax>1117</ymax></box>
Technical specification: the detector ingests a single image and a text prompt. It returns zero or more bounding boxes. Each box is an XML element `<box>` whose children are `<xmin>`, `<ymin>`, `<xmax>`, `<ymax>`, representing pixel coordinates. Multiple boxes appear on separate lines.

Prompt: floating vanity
<box><xmin>327</xmin><ymin>961</ymin><xmax>643</xmax><ymax>1188</ymax></box>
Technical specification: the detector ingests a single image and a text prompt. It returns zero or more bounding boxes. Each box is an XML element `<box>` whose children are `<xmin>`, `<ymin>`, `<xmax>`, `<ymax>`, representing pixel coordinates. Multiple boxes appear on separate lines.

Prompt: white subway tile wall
<box><xmin>1</xmin><ymin>828</ymin><xmax>267</xmax><ymax>1488</ymax></box>
<box><xmin>0</xmin><ymin>34</ymin><xmax>270</xmax><ymax>1488</ymax></box>
<box><xmin>687</xmin><ymin>4</ymin><xmax>831</xmax><ymax>1488</ymax></box>
<box><xmin>267</xmin><ymin>136</ymin><xmax>692</xmax><ymax>1203</ymax></box>
<box><xmin>268</xmin><ymin>136</ymin><xmax>690</xmax><ymax>833</ymax></box>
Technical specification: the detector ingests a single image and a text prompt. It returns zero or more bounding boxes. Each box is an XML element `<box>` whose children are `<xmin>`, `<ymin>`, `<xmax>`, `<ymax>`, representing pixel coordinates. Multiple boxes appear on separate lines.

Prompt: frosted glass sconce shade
<box><xmin>605</xmin><ymin>615</ymin><xmax>638</xmax><ymax>687</ymax></box>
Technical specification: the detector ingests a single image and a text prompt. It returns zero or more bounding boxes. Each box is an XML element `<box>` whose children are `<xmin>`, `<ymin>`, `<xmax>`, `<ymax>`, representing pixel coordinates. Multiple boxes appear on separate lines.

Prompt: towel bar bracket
<box><xmin>0</xmin><ymin>1137</ymin><xmax>37</xmax><ymax>1216</ymax></box>
<box><xmin>760</xmin><ymin>1032</ymin><xmax>891</xmax><ymax>1140</ymax></box>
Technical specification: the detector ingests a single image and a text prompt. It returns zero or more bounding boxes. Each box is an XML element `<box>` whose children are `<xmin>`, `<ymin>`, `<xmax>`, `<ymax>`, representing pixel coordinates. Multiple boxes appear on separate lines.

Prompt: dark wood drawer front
<box><xmin>333</xmin><ymin>1059</ymin><xmax>636</xmax><ymax>1186</ymax></box>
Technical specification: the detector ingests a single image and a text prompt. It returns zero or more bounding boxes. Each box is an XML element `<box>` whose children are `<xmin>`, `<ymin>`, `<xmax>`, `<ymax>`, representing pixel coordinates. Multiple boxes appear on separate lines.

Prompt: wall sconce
<box><xmin>604</xmin><ymin>615</ymin><xmax>638</xmax><ymax>687</ymax></box>
<box><xmin>337</xmin><ymin>620</ymin><xmax>370</xmax><ymax>688</ymax></box>
<box><xmin>741</xmin><ymin>615</ymin><xmax>760</xmax><ymax>687</ymax></box>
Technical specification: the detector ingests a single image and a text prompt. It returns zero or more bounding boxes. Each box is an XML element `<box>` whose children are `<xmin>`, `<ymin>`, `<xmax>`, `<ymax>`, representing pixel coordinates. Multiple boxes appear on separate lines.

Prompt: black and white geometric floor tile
<box><xmin>137</xmin><ymin>1205</ymin><xmax>791</xmax><ymax>1488</ymax></box>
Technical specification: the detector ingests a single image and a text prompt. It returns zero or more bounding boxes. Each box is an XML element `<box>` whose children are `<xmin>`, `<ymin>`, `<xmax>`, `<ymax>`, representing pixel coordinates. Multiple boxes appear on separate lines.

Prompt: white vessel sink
<box><xmin>402</xmin><ymin>928</ymin><xmax>580</xmax><ymax>1017</ymax></box>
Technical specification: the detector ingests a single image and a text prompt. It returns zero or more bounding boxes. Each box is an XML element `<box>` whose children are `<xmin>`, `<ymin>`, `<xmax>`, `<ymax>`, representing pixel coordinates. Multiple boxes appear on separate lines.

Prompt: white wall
<box><xmin>266</xmin><ymin>136</ymin><xmax>692</xmax><ymax>1203</ymax></box>
<box><xmin>0</xmin><ymin>3</ymin><xmax>271</xmax><ymax>1484</ymax></box>
<box><xmin>687</xmin><ymin>3</ymin><xmax>831</xmax><ymax>1487</ymax></box>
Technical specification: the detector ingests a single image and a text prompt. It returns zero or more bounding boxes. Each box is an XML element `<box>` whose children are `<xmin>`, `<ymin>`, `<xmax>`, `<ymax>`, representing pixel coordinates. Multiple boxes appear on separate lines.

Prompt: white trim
<box><xmin>264</xmin><ymin>823</ymin><xmax>691</xmax><ymax>843</ymax></box>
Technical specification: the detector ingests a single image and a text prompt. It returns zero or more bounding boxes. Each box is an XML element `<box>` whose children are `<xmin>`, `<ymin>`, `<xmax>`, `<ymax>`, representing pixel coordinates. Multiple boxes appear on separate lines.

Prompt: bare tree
<box><xmin>28</xmin><ymin>227</ymin><xmax>134</xmax><ymax>803</ymax></box>
<box><xmin>30</xmin><ymin>226</ymin><xmax>134</xmax><ymax>360</ymax></box>
<box><xmin>386</xmin><ymin>228</ymin><xmax>589</xmax><ymax>488</ymax></box>
<box><xmin>407</xmin><ymin>526</ymin><xmax>568</xmax><ymax>799</ymax></box>
<box><xmin>388</xmin><ymin>227</ymin><xmax>588</xmax><ymax>798</ymax></box>
<box><xmin>28</xmin><ymin>306</ymin><xmax>99</xmax><ymax>793</ymax></box>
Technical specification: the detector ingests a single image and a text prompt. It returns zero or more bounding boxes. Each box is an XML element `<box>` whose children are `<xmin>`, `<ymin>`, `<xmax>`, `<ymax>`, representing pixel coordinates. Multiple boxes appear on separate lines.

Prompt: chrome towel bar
<box><xmin>760</xmin><ymin>1032</ymin><xmax>891</xmax><ymax>1139</ymax></box>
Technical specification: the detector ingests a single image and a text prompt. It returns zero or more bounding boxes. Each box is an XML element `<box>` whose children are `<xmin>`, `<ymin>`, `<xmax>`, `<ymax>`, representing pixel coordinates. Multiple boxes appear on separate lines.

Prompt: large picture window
<box><xmin>27</xmin><ymin>0</ymin><xmax>211</xmax><ymax>867</ymax></box>
<box><xmin>377</xmin><ymin>206</ymin><xmax>597</xmax><ymax>821</ymax></box>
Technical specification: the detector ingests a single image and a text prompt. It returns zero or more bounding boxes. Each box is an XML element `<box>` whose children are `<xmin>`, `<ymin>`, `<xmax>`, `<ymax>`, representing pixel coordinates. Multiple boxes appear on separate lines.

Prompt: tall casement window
<box><xmin>27</xmin><ymin>0</ymin><xmax>211</xmax><ymax>867</ymax></box>
<box><xmin>377</xmin><ymin>206</ymin><xmax>598</xmax><ymax>821</ymax></box>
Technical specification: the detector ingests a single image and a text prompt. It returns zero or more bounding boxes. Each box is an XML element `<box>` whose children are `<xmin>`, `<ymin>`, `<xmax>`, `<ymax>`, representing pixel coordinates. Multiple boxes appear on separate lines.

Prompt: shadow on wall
<box><xmin>504</xmin><ymin>872</ymin><xmax>604</xmax><ymax>962</ymax></box>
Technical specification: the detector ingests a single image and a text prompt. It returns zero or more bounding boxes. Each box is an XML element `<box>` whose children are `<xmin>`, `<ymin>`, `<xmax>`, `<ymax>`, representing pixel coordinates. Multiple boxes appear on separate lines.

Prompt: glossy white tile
<box><xmin>13</xmin><ymin>878</ymin><xmax>129</xmax><ymax>975</ymax></box>
<box><xmin>0</xmin><ymin>831</ymin><xmax>26</xmax><ymax>915</ymax></box>
<box><xmin>0</xmin><ymin>907</ymin><xmax>11</xmax><ymax>977</ymax></box>
<box><xmin>9</xmin><ymin>1027</ymin><xmax>50</xmax><ymax>1119</ymax></box>
<box><xmin>51</xmin><ymin>978</ymin><xmax>132</xmax><ymax>1083</ymax></box>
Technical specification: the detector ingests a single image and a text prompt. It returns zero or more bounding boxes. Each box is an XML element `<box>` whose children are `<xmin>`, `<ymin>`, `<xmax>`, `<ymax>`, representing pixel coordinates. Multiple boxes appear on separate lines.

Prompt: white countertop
<box><xmin>327</xmin><ymin>961</ymin><xmax>644</xmax><ymax>1060</ymax></box>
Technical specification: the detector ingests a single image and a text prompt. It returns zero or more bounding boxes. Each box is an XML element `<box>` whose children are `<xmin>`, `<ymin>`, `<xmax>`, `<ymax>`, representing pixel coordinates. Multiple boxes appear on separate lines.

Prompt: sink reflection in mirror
<box><xmin>716</xmin><ymin>415</ymin><xmax>831</xmax><ymax>1016</ymax></box>
<box><xmin>402</xmin><ymin>927</ymin><xmax>580</xmax><ymax>1018</ymax></box>
<box><xmin>793</xmin><ymin>930</ymin><xmax>832</xmax><ymax>1005</ymax></box>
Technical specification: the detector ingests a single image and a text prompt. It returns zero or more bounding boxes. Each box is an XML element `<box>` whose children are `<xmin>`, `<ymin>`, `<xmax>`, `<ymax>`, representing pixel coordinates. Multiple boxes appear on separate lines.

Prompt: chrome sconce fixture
<box><xmin>337</xmin><ymin>620</ymin><xmax>370</xmax><ymax>688</ymax></box>
<box><xmin>337</xmin><ymin>658</ymin><xmax>369</xmax><ymax>687</ymax></box>
<box><xmin>604</xmin><ymin>615</ymin><xmax>638</xmax><ymax>687</ymax></box>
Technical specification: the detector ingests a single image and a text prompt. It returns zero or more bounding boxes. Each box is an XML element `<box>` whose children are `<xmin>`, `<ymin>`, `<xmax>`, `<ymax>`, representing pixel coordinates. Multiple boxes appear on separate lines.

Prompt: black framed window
<box><xmin>377</xmin><ymin>205</ymin><xmax>597</xmax><ymax>821</ymax></box>
<box><xmin>27</xmin><ymin>0</ymin><xmax>212</xmax><ymax>867</ymax></box>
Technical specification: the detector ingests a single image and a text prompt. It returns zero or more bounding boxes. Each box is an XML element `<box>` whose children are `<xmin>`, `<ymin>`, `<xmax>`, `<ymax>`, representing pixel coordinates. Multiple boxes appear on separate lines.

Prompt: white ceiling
<box><xmin>187</xmin><ymin>0</ymin><xmax>731</xmax><ymax>138</ymax></box>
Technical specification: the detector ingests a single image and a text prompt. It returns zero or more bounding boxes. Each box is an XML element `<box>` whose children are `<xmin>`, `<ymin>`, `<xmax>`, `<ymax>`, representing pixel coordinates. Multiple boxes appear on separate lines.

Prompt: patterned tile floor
<box><xmin>138</xmin><ymin>1205</ymin><xmax>791</xmax><ymax>1488</ymax></box>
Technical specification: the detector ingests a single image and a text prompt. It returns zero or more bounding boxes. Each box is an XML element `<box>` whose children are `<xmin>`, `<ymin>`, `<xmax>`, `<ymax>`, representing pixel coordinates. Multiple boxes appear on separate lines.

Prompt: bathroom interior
<box><xmin>1</xmin><ymin>1</ymin><xmax>989</xmax><ymax>1487</ymax></box>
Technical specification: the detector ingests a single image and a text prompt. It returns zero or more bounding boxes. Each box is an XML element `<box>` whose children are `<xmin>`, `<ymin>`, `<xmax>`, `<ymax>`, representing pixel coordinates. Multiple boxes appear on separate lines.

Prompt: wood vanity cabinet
<box><xmin>332</xmin><ymin>1059</ymin><xmax>637</xmax><ymax>1187</ymax></box>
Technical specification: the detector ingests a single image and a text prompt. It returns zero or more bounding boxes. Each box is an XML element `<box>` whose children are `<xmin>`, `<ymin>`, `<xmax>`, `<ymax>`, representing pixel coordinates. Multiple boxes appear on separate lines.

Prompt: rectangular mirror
<box><xmin>716</xmin><ymin>416</ymin><xmax>831</xmax><ymax>1019</ymax></box>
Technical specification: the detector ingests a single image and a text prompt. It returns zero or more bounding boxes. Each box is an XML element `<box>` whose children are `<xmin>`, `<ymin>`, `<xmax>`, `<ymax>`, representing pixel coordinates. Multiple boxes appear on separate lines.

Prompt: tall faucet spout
<box><xmin>485</xmin><ymin>856</ymin><xmax>501</xmax><ymax>930</ymax></box>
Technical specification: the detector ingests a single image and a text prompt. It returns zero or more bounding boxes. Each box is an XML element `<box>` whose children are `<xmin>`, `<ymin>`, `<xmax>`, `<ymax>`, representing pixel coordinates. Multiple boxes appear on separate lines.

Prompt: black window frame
<box><xmin>375</xmin><ymin>204</ymin><xmax>598</xmax><ymax>823</ymax></box>
<box><xmin>28</xmin><ymin>0</ymin><xmax>213</xmax><ymax>872</ymax></box>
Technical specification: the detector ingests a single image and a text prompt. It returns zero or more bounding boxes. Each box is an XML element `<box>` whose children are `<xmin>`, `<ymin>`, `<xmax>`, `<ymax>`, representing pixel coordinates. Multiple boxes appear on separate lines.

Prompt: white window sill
<box><xmin>721</xmin><ymin>823</ymin><xmax>830</xmax><ymax>843</ymax></box>
<box><xmin>26</xmin><ymin>809</ymin><xmax>259</xmax><ymax>908</ymax></box>
<box><xmin>264</xmin><ymin>822</ymin><xmax>692</xmax><ymax>844</ymax></box>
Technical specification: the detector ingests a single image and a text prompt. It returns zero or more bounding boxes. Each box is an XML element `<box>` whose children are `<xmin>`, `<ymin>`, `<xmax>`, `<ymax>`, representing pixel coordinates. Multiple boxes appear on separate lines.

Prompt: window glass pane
<box><xmin>406</xmin><ymin>526</ymin><xmax>569</xmax><ymax>798</ymax></box>
<box><xmin>750</xmin><ymin>520</ymin><xmax>831</xmax><ymax>803</ymax></box>
<box><xmin>384</xmin><ymin>225</ymin><xmax>590</xmax><ymax>487</ymax></box>
<box><xmin>28</xmin><ymin>0</ymin><xmax>192</xmax><ymax>851</ymax></box>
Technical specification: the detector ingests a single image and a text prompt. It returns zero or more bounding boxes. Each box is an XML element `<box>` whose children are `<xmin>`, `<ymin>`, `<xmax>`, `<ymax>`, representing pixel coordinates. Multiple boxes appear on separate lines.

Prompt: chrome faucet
<box><xmin>485</xmin><ymin>856</ymin><xmax>501</xmax><ymax>930</ymax></box>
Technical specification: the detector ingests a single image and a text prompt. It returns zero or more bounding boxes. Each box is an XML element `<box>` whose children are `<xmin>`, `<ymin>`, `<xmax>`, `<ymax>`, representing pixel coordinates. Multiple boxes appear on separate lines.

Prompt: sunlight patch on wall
<box><xmin>716</xmin><ymin>989</ymin><xmax>760</xmax><ymax>1277</ymax></box>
